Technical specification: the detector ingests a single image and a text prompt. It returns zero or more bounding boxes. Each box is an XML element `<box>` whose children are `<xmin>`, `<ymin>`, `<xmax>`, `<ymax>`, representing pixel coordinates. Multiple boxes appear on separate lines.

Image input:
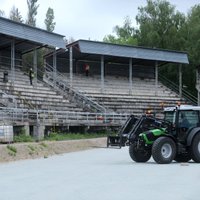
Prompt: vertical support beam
<box><xmin>196</xmin><ymin>67</ymin><xmax>200</xmax><ymax>105</ymax></box>
<box><xmin>23</xmin><ymin>122</ymin><xmax>30</xmax><ymax>136</ymax></box>
<box><xmin>101</xmin><ymin>55</ymin><xmax>104</xmax><ymax>93</ymax></box>
<box><xmin>53</xmin><ymin>49</ymin><xmax>57</xmax><ymax>86</ymax></box>
<box><xmin>33</xmin><ymin>48</ymin><xmax>37</xmax><ymax>85</ymax></box>
<box><xmin>69</xmin><ymin>46</ymin><xmax>73</xmax><ymax>87</ymax></box>
<box><xmin>155</xmin><ymin>62</ymin><xmax>158</xmax><ymax>96</ymax></box>
<box><xmin>198</xmin><ymin>92</ymin><xmax>200</xmax><ymax>106</ymax></box>
<box><xmin>33</xmin><ymin>124</ymin><xmax>45</xmax><ymax>141</ymax></box>
<box><xmin>11</xmin><ymin>40</ymin><xmax>15</xmax><ymax>84</ymax></box>
<box><xmin>179</xmin><ymin>64</ymin><xmax>182</xmax><ymax>99</ymax></box>
<box><xmin>129</xmin><ymin>58</ymin><xmax>133</xmax><ymax>94</ymax></box>
<box><xmin>33</xmin><ymin>111</ymin><xmax>45</xmax><ymax>141</ymax></box>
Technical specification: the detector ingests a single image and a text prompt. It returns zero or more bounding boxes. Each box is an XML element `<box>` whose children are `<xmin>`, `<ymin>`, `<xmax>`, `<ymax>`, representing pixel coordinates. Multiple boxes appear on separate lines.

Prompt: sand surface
<box><xmin>0</xmin><ymin>137</ymin><xmax>107</xmax><ymax>163</ymax></box>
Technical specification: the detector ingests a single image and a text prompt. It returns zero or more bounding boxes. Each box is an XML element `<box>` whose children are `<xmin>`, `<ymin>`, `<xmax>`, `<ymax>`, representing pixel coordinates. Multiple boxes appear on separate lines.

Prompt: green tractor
<box><xmin>107</xmin><ymin>105</ymin><xmax>200</xmax><ymax>164</ymax></box>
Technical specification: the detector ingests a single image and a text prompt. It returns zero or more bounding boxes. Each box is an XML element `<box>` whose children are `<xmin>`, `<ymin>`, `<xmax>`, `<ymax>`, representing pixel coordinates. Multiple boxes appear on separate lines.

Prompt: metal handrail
<box><xmin>0</xmin><ymin>107</ymin><xmax>128</xmax><ymax>126</ymax></box>
<box><xmin>159</xmin><ymin>74</ymin><xmax>197</xmax><ymax>105</ymax></box>
<box><xmin>43</xmin><ymin>62</ymin><xmax>107</xmax><ymax>113</ymax></box>
<box><xmin>0</xmin><ymin>55</ymin><xmax>22</xmax><ymax>69</ymax></box>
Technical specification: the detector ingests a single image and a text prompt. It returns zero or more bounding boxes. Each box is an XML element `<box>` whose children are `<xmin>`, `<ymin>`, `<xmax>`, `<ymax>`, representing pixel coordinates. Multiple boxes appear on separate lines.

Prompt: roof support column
<box><xmin>179</xmin><ymin>64</ymin><xmax>182</xmax><ymax>98</ymax></box>
<box><xmin>129</xmin><ymin>58</ymin><xmax>133</xmax><ymax>94</ymax></box>
<box><xmin>101</xmin><ymin>55</ymin><xmax>104</xmax><ymax>93</ymax></box>
<box><xmin>69</xmin><ymin>46</ymin><xmax>73</xmax><ymax>87</ymax></box>
<box><xmin>196</xmin><ymin>67</ymin><xmax>200</xmax><ymax>105</ymax></box>
<box><xmin>53</xmin><ymin>49</ymin><xmax>57</xmax><ymax>87</ymax></box>
<box><xmin>33</xmin><ymin>48</ymin><xmax>37</xmax><ymax>85</ymax></box>
<box><xmin>11</xmin><ymin>40</ymin><xmax>15</xmax><ymax>85</ymax></box>
<box><xmin>155</xmin><ymin>62</ymin><xmax>158</xmax><ymax>96</ymax></box>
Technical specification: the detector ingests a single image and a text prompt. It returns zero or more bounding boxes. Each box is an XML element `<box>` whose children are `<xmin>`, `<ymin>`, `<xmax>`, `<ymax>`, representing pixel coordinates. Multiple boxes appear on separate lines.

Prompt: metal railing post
<box><xmin>179</xmin><ymin>64</ymin><xmax>182</xmax><ymax>98</ymax></box>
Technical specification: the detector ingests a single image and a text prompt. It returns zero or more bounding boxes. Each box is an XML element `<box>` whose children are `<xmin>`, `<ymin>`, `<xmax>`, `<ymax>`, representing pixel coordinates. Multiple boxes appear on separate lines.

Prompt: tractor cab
<box><xmin>164</xmin><ymin>105</ymin><xmax>200</xmax><ymax>142</ymax></box>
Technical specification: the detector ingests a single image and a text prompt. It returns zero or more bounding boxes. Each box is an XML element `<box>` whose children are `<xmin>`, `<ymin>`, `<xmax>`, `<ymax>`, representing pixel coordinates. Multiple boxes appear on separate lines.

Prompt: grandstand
<box><xmin>45</xmin><ymin>40</ymin><xmax>190</xmax><ymax>115</ymax></box>
<box><xmin>0</xmin><ymin>16</ymin><xmax>192</xmax><ymax>139</ymax></box>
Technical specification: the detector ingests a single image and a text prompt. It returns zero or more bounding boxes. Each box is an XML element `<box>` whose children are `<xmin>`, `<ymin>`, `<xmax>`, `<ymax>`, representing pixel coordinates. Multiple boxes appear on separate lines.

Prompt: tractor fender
<box><xmin>186</xmin><ymin>127</ymin><xmax>200</xmax><ymax>146</ymax></box>
<box><xmin>154</xmin><ymin>134</ymin><xmax>176</xmax><ymax>143</ymax></box>
<box><xmin>165</xmin><ymin>134</ymin><xmax>176</xmax><ymax>143</ymax></box>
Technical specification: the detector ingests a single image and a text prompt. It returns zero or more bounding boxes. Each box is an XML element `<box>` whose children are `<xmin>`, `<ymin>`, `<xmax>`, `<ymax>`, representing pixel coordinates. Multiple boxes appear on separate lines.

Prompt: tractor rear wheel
<box><xmin>190</xmin><ymin>133</ymin><xmax>200</xmax><ymax>163</ymax></box>
<box><xmin>152</xmin><ymin>137</ymin><xmax>176</xmax><ymax>164</ymax></box>
<box><xmin>129</xmin><ymin>144</ymin><xmax>151</xmax><ymax>162</ymax></box>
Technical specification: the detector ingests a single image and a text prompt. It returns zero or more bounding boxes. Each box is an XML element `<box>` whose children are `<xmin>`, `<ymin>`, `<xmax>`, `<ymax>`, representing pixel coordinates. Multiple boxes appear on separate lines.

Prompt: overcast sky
<box><xmin>1</xmin><ymin>0</ymin><xmax>200</xmax><ymax>41</ymax></box>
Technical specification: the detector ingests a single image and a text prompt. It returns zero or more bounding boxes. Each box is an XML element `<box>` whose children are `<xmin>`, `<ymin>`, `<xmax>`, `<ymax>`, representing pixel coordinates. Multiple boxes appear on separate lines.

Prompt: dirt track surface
<box><xmin>0</xmin><ymin>137</ymin><xmax>107</xmax><ymax>163</ymax></box>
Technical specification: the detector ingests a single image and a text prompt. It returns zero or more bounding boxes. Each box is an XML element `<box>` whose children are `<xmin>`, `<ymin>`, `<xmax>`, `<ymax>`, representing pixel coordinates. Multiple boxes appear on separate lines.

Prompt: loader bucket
<box><xmin>107</xmin><ymin>135</ymin><xmax>127</xmax><ymax>148</ymax></box>
<box><xmin>107</xmin><ymin>115</ymin><xmax>138</xmax><ymax>148</ymax></box>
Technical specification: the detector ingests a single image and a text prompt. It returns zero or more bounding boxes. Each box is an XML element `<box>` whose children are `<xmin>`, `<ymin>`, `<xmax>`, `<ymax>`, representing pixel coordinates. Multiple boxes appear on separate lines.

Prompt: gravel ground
<box><xmin>0</xmin><ymin>137</ymin><xmax>107</xmax><ymax>163</ymax></box>
<box><xmin>0</xmin><ymin>146</ymin><xmax>200</xmax><ymax>200</ymax></box>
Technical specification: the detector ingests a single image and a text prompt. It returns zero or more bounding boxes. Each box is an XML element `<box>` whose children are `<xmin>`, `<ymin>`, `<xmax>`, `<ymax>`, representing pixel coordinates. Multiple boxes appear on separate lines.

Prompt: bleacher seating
<box><xmin>0</xmin><ymin>65</ymin><xmax>184</xmax><ymax>117</ymax></box>
<box><xmin>0</xmin><ymin>66</ymin><xmax>83</xmax><ymax>112</ymax></box>
<box><xmin>69</xmin><ymin>73</ymin><xmax>182</xmax><ymax>116</ymax></box>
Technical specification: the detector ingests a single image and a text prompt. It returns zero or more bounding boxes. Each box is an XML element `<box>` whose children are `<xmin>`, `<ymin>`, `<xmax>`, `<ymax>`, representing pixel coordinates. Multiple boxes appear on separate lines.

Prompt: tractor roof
<box><xmin>164</xmin><ymin>105</ymin><xmax>200</xmax><ymax>112</ymax></box>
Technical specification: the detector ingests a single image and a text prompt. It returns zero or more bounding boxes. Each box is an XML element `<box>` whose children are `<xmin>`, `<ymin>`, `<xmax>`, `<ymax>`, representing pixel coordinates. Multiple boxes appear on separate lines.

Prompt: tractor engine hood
<box><xmin>140</xmin><ymin>128</ymin><xmax>166</xmax><ymax>145</ymax></box>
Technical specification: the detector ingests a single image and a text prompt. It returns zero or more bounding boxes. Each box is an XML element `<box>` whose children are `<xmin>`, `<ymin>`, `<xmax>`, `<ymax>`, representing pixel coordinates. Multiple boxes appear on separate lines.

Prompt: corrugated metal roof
<box><xmin>76</xmin><ymin>40</ymin><xmax>189</xmax><ymax>64</ymax></box>
<box><xmin>0</xmin><ymin>17</ymin><xmax>65</xmax><ymax>49</ymax></box>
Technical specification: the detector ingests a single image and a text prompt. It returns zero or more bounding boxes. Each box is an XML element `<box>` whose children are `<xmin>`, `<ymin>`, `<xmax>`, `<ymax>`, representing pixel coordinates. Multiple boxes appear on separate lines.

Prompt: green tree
<box><xmin>9</xmin><ymin>6</ymin><xmax>23</xmax><ymax>22</ymax></box>
<box><xmin>184</xmin><ymin>5</ymin><xmax>200</xmax><ymax>66</ymax></box>
<box><xmin>180</xmin><ymin>4</ymin><xmax>200</xmax><ymax>95</ymax></box>
<box><xmin>136</xmin><ymin>0</ymin><xmax>193</xmax><ymax>94</ymax></box>
<box><xmin>136</xmin><ymin>0</ymin><xmax>185</xmax><ymax>50</ymax></box>
<box><xmin>26</xmin><ymin>0</ymin><xmax>39</xmax><ymax>26</ymax></box>
<box><xmin>44</xmin><ymin>7</ymin><xmax>56</xmax><ymax>32</ymax></box>
<box><xmin>103</xmin><ymin>16</ymin><xmax>138</xmax><ymax>45</ymax></box>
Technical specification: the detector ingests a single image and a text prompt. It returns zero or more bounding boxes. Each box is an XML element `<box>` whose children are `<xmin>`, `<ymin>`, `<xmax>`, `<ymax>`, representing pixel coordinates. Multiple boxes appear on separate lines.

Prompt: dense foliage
<box><xmin>44</xmin><ymin>7</ymin><xmax>56</xmax><ymax>32</ymax></box>
<box><xmin>9</xmin><ymin>6</ymin><xmax>23</xmax><ymax>23</ymax></box>
<box><xmin>26</xmin><ymin>0</ymin><xmax>39</xmax><ymax>26</ymax></box>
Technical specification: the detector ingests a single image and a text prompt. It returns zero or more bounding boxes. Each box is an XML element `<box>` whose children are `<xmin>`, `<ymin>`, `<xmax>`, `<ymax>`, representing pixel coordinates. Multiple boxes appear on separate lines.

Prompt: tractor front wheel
<box><xmin>129</xmin><ymin>144</ymin><xmax>151</xmax><ymax>162</ymax></box>
<box><xmin>152</xmin><ymin>137</ymin><xmax>176</xmax><ymax>164</ymax></box>
<box><xmin>190</xmin><ymin>133</ymin><xmax>200</xmax><ymax>163</ymax></box>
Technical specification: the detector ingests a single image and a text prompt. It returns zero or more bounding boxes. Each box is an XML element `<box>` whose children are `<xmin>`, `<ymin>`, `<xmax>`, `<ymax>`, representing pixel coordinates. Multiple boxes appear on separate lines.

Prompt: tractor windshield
<box><xmin>178</xmin><ymin>110</ymin><xmax>199</xmax><ymax>128</ymax></box>
<box><xmin>164</xmin><ymin>111</ymin><xmax>176</xmax><ymax>124</ymax></box>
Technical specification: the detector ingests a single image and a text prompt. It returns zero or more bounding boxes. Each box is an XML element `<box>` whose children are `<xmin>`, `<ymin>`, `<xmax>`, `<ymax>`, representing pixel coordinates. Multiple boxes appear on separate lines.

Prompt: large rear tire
<box><xmin>190</xmin><ymin>133</ymin><xmax>200</xmax><ymax>163</ymax></box>
<box><xmin>129</xmin><ymin>144</ymin><xmax>151</xmax><ymax>162</ymax></box>
<box><xmin>152</xmin><ymin>137</ymin><xmax>176</xmax><ymax>164</ymax></box>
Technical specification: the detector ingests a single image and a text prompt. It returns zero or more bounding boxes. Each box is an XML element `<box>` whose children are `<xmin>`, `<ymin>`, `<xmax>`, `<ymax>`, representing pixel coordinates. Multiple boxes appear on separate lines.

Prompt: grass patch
<box><xmin>7</xmin><ymin>145</ymin><xmax>17</xmax><ymax>156</ymax></box>
<box><xmin>39</xmin><ymin>142</ymin><xmax>48</xmax><ymax>148</ymax></box>
<box><xmin>14</xmin><ymin>134</ymin><xmax>34</xmax><ymax>143</ymax></box>
<box><xmin>27</xmin><ymin>144</ymin><xmax>36</xmax><ymax>151</ymax></box>
<box><xmin>27</xmin><ymin>145</ymin><xmax>37</xmax><ymax>155</ymax></box>
<box><xmin>45</xmin><ymin>132</ymin><xmax>107</xmax><ymax>141</ymax></box>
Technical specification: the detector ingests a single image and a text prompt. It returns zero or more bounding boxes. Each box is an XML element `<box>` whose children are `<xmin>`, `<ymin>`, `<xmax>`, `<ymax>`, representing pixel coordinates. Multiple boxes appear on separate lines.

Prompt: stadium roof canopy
<box><xmin>0</xmin><ymin>16</ymin><xmax>65</xmax><ymax>54</ymax></box>
<box><xmin>61</xmin><ymin>39</ymin><xmax>189</xmax><ymax>66</ymax></box>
